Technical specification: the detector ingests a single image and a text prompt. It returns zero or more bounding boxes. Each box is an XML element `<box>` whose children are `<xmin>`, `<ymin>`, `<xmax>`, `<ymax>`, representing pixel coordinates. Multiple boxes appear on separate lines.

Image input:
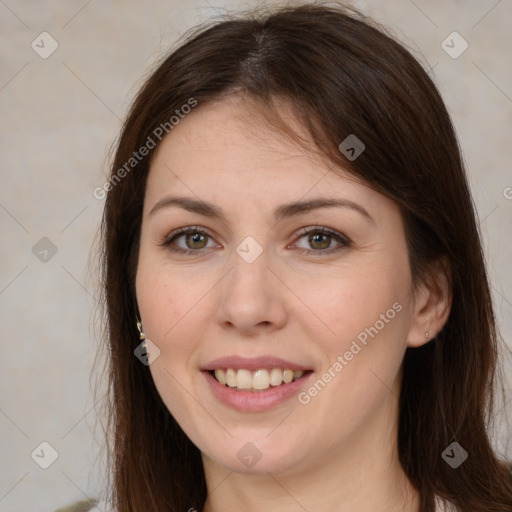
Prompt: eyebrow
<box><xmin>148</xmin><ymin>195</ymin><xmax>375</xmax><ymax>224</ymax></box>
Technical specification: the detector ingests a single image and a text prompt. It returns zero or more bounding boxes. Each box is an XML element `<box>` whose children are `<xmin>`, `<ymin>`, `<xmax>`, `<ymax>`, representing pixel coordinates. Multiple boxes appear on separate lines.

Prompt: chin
<box><xmin>201</xmin><ymin>436</ymin><xmax>308</xmax><ymax>476</ymax></box>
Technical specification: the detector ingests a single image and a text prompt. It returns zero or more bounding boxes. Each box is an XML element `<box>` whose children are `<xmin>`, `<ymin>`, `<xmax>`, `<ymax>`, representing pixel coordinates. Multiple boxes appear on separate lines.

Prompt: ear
<box><xmin>407</xmin><ymin>257</ymin><xmax>452</xmax><ymax>348</ymax></box>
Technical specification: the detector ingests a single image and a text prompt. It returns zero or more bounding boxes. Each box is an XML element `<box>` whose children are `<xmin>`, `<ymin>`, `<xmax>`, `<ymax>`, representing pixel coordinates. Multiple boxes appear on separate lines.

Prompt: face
<box><xmin>135</xmin><ymin>95</ymin><xmax>417</xmax><ymax>477</ymax></box>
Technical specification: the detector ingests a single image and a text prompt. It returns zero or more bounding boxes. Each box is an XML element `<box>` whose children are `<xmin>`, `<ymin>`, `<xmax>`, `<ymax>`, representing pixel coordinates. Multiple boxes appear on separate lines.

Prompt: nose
<box><xmin>215</xmin><ymin>247</ymin><xmax>288</xmax><ymax>337</ymax></box>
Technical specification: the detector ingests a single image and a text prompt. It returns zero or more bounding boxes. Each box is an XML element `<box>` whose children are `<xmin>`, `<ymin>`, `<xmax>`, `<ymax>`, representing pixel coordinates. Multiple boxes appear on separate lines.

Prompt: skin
<box><xmin>135</xmin><ymin>94</ymin><xmax>451</xmax><ymax>512</ymax></box>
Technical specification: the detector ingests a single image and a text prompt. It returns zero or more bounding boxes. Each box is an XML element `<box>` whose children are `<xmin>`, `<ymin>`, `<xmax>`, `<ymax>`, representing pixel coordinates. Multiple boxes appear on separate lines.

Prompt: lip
<box><xmin>202</xmin><ymin>369</ymin><xmax>314</xmax><ymax>413</ymax></box>
<box><xmin>202</xmin><ymin>355</ymin><xmax>311</xmax><ymax>372</ymax></box>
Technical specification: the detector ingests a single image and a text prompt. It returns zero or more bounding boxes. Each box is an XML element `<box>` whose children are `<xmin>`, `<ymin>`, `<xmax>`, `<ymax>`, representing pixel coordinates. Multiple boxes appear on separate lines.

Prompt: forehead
<box><xmin>146</xmin><ymin>95</ymin><xmax>368</xmax><ymax>199</ymax></box>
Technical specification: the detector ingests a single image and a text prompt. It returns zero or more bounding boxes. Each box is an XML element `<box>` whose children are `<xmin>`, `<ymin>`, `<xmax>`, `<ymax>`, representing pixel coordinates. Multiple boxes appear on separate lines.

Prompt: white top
<box><xmin>89</xmin><ymin>495</ymin><xmax>456</xmax><ymax>511</ymax></box>
<box><xmin>88</xmin><ymin>499</ymin><xmax>107</xmax><ymax>512</ymax></box>
<box><xmin>435</xmin><ymin>495</ymin><xmax>457</xmax><ymax>511</ymax></box>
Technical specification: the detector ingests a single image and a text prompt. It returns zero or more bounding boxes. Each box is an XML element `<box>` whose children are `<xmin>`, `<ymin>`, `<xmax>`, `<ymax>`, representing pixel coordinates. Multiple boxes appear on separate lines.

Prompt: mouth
<box><xmin>202</xmin><ymin>356</ymin><xmax>314</xmax><ymax>411</ymax></box>
<box><xmin>208</xmin><ymin>368</ymin><xmax>313</xmax><ymax>392</ymax></box>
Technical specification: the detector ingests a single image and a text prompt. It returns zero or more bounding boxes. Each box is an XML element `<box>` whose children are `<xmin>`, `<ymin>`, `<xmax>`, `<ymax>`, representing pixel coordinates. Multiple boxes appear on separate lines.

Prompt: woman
<box><xmin>65</xmin><ymin>2</ymin><xmax>512</xmax><ymax>511</ymax></box>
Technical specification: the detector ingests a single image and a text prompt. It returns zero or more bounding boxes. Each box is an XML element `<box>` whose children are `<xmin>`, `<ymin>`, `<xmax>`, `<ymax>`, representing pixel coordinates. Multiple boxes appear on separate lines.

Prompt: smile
<box><xmin>211</xmin><ymin>368</ymin><xmax>309</xmax><ymax>391</ymax></box>
<box><xmin>202</xmin><ymin>356</ymin><xmax>314</xmax><ymax>411</ymax></box>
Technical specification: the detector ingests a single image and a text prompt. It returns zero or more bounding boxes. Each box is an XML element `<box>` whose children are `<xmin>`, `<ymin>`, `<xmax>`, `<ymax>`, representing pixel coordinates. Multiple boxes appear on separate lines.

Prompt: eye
<box><xmin>160</xmin><ymin>226</ymin><xmax>217</xmax><ymax>255</ymax></box>
<box><xmin>293</xmin><ymin>226</ymin><xmax>351</xmax><ymax>255</ymax></box>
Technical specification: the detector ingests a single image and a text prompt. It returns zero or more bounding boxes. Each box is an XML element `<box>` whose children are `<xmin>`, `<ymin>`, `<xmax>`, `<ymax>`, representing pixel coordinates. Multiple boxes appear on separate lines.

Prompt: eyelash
<box><xmin>159</xmin><ymin>225</ymin><xmax>351</xmax><ymax>256</ymax></box>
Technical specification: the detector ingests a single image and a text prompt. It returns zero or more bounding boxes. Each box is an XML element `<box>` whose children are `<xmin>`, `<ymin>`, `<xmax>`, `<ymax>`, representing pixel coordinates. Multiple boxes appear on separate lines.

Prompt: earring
<box><xmin>136</xmin><ymin>318</ymin><xmax>147</xmax><ymax>349</ymax></box>
<box><xmin>425</xmin><ymin>331</ymin><xmax>430</xmax><ymax>339</ymax></box>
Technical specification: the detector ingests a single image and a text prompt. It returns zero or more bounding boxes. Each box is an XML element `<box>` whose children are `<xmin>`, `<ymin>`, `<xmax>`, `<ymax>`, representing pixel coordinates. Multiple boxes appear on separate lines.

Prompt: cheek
<box><xmin>136</xmin><ymin>256</ymin><xmax>208</xmax><ymax>345</ymax></box>
<box><xmin>304</xmin><ymin>262</ymin><xmax>408</xmax><ymax>350</ymax></box>
<box><xmin>135</xmin><ymin>258</ymin><xmax>222</xmax><ymax>411</ymax></box>
<box><xmin>313</xmin><ymin>296</ymin><xmax>408</xmax><ymax>393</ymax></box>
<box><xmin>296</xmin><ymin>259</ymin><xmax>411</xmax><ymax>414</ymax></box>
<box><xmin>136</xmin><ymin>264</ymin><xmax>207</xmax><ymax>426</ymax></box>
<box><xmin>294</xmin><ymin>277</ymin><xmax>408</xmax><ymax>437</ymax></box>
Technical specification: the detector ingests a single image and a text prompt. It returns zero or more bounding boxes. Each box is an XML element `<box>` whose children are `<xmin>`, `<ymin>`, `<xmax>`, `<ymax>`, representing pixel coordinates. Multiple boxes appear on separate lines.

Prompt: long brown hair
<box><xmin>95</xmin><ymin>2</ymin><xmax>512</xmax><ymax>510</ymax></box>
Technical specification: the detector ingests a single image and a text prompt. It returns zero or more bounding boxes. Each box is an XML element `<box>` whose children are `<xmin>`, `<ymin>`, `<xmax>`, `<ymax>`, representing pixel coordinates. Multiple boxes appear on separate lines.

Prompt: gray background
<box><xmin>1</xmin><ymin>1</ymin><xmax>511</xmax><ymax>510</ymax></box>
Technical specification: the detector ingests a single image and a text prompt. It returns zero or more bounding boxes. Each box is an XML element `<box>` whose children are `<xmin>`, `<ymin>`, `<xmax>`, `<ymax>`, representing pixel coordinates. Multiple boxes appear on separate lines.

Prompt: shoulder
<box><xmin>53</xmin><ymin>498</ymin><xmax>100</xmax><ymax>512</ymax></box>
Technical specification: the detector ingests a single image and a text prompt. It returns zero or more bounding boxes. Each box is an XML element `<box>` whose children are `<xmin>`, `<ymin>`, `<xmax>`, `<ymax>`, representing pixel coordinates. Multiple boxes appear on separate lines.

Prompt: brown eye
<box><xmin>294</xmin><ymin>227</ymin><xmax>351</xmax><ymax>255</ymax></box>
<box><xmin>308</xmin><ymin>232</ymin><xmax>331</xmax><ymax>250</ymax></box>
<box><xmin>161</xmin><ymin>227</ymin><xmax>216</xmax><ymax>254</ymax></box>
<box><xmin>183</xmin><ymin>231</ymin><xmax>208</xmax><ymax>249</ymax></box>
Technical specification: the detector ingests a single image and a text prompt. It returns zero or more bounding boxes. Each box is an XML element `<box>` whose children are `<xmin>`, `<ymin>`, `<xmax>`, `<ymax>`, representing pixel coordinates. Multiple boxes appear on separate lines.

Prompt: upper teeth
<box><xmin>214</xmin><ymin>368</ymin><xmax>305</xmax><ymax>391</ymax></box>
